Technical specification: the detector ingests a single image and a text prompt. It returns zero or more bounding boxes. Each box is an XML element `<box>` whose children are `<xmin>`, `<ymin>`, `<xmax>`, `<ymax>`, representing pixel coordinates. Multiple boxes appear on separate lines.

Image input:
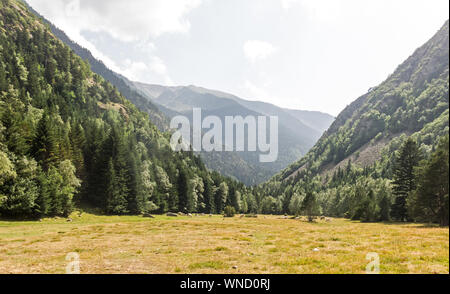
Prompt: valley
<box><xmin>0</xmin><ymin>0</ymin><xmax>449</xmax><ymax>277</ymax></box>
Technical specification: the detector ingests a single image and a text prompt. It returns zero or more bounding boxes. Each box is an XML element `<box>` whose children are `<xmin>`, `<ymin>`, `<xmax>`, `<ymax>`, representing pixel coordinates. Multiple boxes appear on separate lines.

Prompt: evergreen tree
<box><xmin>105</xmin><ymin>158</ymin><xmax>128</xmax><ymax>215</ymax></box>
<box><xmin>391</xmin><ymin>138</ymin><xmax>422</xmax><ymax>221</ymax></box>
<box><xmin>408</xmin><ymin>136</ymin><xmax>449</xmax><ymax>226</ymax></box>
<box><xmin>31</xmin><ymin>113</ymin><xmax>58</xmax><ymax>171</ymax></box>
<box><xmin>301</xmin><ymin>191</ymin><xmax>320</xmax><ymax>222</ymax></box>
<box><xmin>69</xmin><ymin>123</ymin><xmax>85</xmax><ymax>179</ymax></box>
<box><xmin>0</xmin><ymin>63</ymin><xmax>8</xmax><ymax>92</ymax></box>
<box><xmin>177</xmin><ymin>166</ymin><xmax>189</xmax><ymax>212</ymax></box>
<box><xmin>379</xmin><ymin>193</ymin><xmax>391</xmax><ymax>222</ymax></box>
<box><xmin>202</xmin><ymin>174</ymin><xmax>215</xmax><ymax>213</ymax></box>
<box><xmin>126</xmin><ymin>152</ymin><xmax>140</xmax><ymax>214</ymax></box>
<box><xmin>26</xmin><ymin>61</ymin><xmax>41</xmax><ymax>98</ymax></box>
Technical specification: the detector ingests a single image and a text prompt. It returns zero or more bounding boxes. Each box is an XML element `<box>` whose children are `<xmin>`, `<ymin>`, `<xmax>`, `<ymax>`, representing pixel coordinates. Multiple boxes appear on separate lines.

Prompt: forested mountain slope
<box><xmin>0</xmin><ymin>0</ymin><xmax>248</xmax><ymax>218</ymax></box>
<box><xmin>280</xmin><ymin>20</ymin><xmax>449</xmax><ymax>181</ymax></box>
<box><xmin>254</xmin><ymin>20</ymin><xmax>449</xmax><ymax>225</ymax></box>
<box><xmin>24</xmin><ymin>2</ymin><xmax>169</xmax><ymax>131</ymax></box>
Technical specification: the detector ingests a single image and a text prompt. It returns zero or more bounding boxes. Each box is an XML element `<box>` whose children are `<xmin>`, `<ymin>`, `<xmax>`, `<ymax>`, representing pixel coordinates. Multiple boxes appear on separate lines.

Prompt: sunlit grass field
<box><xmin>0</xmin><ymin>213</ymin><xmax>448</xmax><ymax>274</ymax></box>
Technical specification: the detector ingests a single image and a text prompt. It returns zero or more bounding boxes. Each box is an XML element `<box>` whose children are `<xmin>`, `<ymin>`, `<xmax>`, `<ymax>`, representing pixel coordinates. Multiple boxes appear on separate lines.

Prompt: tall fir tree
<box><xmin>177</xmin><ymin>165</ymin><xmax>189</xmax><ymax>212</ymax></box>
<box><xmin>391</xmin><ymin>138</ymin><xmax>422</xmax><ymax>221</ymax></box>
<box><xmin>301</xmin><ymin>191</ymin><xmax>320</xmax><ymax>222</ymax></box>
<box><xmin>31</xmin><ymin>112</ymin><xmax>59</xmax><ymax>171</ymax></box>
<box><xmin>408</xmin><ymin>136</ymin><xmax>449</xmax><ymax>226</ymax></box>
<box><xmin>105</xmin><ymin>158</ymin><xmax>127</xmax><ymax>215</ymax></box>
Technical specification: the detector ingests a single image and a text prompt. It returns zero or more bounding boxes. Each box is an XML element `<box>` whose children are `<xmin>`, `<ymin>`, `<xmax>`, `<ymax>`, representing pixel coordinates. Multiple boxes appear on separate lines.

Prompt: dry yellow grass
<box><xmin>0</xmin><ymin>214</ymin><xmax>448</xmax><ymax>274</ymax></box>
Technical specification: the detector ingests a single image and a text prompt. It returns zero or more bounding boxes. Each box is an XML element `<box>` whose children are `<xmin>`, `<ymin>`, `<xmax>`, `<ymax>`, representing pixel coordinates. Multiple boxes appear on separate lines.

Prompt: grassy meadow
<box><xmin>0</xmin><ymin>213</ymin><xmax>448</xmax><ymax>274</ymax></box>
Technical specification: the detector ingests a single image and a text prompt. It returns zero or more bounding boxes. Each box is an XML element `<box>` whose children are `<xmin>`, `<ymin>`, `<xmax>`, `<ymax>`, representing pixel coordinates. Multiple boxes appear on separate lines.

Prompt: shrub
<box><xmin>224</xmin><ymin>206</ymin><xmax>236</xmax><ymax>217</ymax></box>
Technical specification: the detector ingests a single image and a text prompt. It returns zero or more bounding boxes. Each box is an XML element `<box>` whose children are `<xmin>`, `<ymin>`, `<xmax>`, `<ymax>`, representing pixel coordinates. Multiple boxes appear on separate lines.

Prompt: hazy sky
<box><xmin>27</xmin><ymin>0</ymin><xmax>449</xmax><ymax>116</ymax></box>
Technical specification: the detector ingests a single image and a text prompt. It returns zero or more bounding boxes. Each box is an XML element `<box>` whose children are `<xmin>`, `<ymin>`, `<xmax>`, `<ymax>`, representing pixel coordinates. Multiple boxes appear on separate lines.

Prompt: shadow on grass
<box><xmin>344</xmin><ymin>219</ymin><xmax>446</xmax><ymax>228</ymax></box>
<box><xmin>378</xmin><ymin>221</ymin><xmax>446</xmax><ymax>228</ymax></box>
<box><xmin>0</xmin><ymin>216</ymin><xmax>41</xmax><ymax>223</ymax></box>
<box><xmin>76</xmin><ymin>202</ymin><xmax>105</xmax><ymax>216</ymax></box>
<box><xmin>0</xmin><ymin>202</ymin><xmax>104</xmax><ymax>223</ymax></box>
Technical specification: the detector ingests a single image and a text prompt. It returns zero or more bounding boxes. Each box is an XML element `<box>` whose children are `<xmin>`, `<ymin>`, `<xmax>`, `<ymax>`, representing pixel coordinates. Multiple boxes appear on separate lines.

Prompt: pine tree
<box><xmin>379</xmin><ymin>193</ymin><xmax>391</xmax><ymax>222</ymax></box>
<box><xmin>126</xmin><ymin>152</ymin><xmax>140</xmax><ymax>214</ymax></box>
<box><xmin>202</xmin><ymin>175</ymin><xmax>215</xmax><ymax>213</ymax></box>
<box><xmin>109</xmin><ymin>127</ymin><xmax>130</xmax><ymax>214</ymax></box>
<box><xmin>69</xmin><ymin>123</ymin><xmax>85</xmax><ymax>179</ymax></box>
<box><xmin>391</xmin><ymin>138</ymin><xmax>422</xmax><ymax>221</ymax></box>
<box><xmin>31</xmin><ymin>113</ymin><xmax>59</xmax><ymax>171</ymax></box>
<box><xmin>409</xmin><ymin>136</ymin><xmax>449</xmax><ymax>226</ymax></box>
<box><xmin>0</xmin><ymin>62</ymin><xmax>8</xmax><ymax>92</ymax></box>
<box><xmin>26</xmin><ymin>61</ymin><xmax>41</xmax><ymax>98</ymax></box>
<box><xmin>301</xmin><ymin>191</ymin><xmax>320</xmax><ymax>222</ymax></box>
<box><xmin>177</xmin><ymin>166</ymin><xmax>189</xmax><ymax>212</ymax></box>
<box><xmin>37</xmin><ymin>169</ymin><xmax>50</xmax><ymax>216</ymax></box>
<box><xmin>105</xmin><ymin>158</ymin><xmax>128</xmax><ymax>215</ymax></box>
<box><xmin>216</xmin><ymin>182</ymin><xmax>229</xmax><ymax>213</ymax></box>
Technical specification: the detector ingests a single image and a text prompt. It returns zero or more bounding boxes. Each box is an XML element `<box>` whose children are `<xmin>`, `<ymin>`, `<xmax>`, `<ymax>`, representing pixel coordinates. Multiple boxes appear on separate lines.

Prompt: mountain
<box><xmin>0</xmin><ymin>0</ymin><xmax>248</xmax><ymax>218</ymax></box>
<box><xmin>283</xmin><ymin>109</ymin><xmax>335</xmax><ymax>134</ymax></box>
<box><xmin>254</xmin><ymin>20</ymin><xmax>449</xmax><ymax>221</ymax></box>
<box><xmin>133</xmin><ymin>82</ymin><xmax>335</xmax><ymax>185</ymax></box>
<box><xmin>280</xmin><ymin>20</ymin><xmax>449</xmax><ymax>181</ymax></box>
<box><xmin>23</xmin><ymin>1</ymin><xmax>169</xmax><ymax>132</ymax></box>
<box><xmin>24</xmin><ymin>3</ymin><xmax>334</xmax><ymax>185</ymax></box>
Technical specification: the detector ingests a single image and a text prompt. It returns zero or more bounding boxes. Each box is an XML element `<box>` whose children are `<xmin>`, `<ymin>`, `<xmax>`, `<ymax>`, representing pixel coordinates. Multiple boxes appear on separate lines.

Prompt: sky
<box><xmin>27</xmin><ymin>0</ymin><xmax>449</xmax><ymax>116</ymax></box>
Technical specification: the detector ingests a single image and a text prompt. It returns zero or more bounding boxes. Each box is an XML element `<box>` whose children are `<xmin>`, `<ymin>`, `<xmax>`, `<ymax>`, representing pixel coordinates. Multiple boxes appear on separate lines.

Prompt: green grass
<box><xmin>0</xmin><ymin>213</ymin><xmax>448</xmax><ymax>274</ymax></box>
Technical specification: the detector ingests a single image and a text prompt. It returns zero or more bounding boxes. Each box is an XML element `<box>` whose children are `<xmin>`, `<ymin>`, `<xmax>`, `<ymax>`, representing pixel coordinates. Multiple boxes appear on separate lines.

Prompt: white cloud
<box><xmin>122</xmin><ymin>60</ymin><xmax>148</xmax><ymax>81</ymax></box>
<box><xmin>27</xmin><ymin>0</ymin><xmax>202</xmax><ymax>42</ymax></box>
<box><xmin>148</xmin><ymin>57</ymin><xmax>174</xmax><ymax>85</ymax></box>
<box><xmin>26</xmin><ymin>0</ymin><xmax>201</xmax><ymax>84</ymax></box>
<box><xmin>121</xmin><ymin>57</ymin><xmax>173</xmax><ymax>86</ymax></box>
<box><xmin>243</xmin><ymin>40</ymin><xmax>277</xmax><ymax>63</ymax></box>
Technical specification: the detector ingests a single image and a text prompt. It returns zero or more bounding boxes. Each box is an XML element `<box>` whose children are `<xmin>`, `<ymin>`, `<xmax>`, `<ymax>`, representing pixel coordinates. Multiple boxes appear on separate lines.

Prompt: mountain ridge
<box><xmin>279</xmin><ymin>19</ymin><xmax>449</xmax><ymax>182</ymax></box>
<box><xmin>133</xmin><ymin>81</ymin><xmax>335</xmax><ymax>185</ymax></box>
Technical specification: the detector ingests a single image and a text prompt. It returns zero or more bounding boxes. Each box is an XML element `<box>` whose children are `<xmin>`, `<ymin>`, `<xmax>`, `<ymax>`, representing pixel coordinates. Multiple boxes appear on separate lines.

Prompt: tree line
<box><xmin>257</xmin><ymin>135</ymin><xmax>449</xmax><ymax>226</ymax></box>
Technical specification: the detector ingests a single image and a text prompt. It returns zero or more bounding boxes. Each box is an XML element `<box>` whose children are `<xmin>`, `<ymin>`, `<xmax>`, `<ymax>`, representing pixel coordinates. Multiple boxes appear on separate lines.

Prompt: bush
<box><xmin>224</xmin><ymin>206</ymin><xmax>236</xmax><ymax>217</ymax></box>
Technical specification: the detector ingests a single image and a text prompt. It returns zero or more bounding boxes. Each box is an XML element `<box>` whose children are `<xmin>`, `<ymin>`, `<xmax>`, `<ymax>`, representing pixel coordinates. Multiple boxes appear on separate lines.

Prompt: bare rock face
<box><xmin>167</xmin><ymin>212</ymin><xmax>178</xmax><ymax>217</ymax></box>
